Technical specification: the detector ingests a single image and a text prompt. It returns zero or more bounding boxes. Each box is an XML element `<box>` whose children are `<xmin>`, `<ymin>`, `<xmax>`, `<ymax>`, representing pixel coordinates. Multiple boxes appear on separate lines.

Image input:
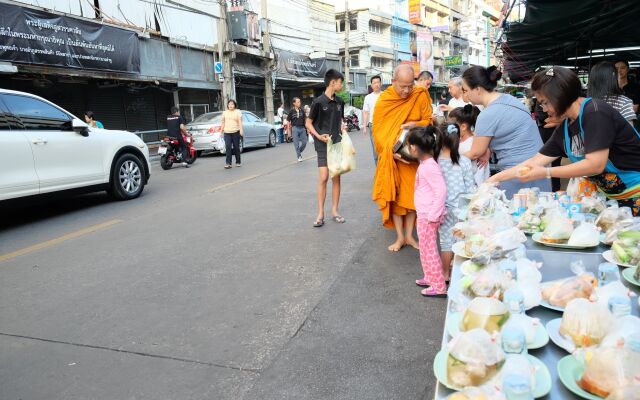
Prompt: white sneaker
<box><xmin>297</xmin><ymin>156</ymin><xmax>302</xmax><ymax>162</ymax></box>
<box><xmin>182</xmin><ymin>162</ymin><xmax>189</xmax><ymax>168</ymax></box>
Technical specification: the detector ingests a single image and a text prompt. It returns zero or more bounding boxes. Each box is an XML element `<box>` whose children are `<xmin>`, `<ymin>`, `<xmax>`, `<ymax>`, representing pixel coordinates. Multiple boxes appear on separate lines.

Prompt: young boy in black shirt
<box><xmin>306</xmin><ymin>69</ymin><xmax>345</xmax><ymax>227</ymax></box>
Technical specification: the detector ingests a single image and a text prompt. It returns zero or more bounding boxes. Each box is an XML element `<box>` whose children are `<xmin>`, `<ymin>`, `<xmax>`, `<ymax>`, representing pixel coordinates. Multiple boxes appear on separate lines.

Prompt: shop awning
<box><xmin>501</xmin><ymin>0</ymin><xmax>640</xmax><ymax>83</ymax></box>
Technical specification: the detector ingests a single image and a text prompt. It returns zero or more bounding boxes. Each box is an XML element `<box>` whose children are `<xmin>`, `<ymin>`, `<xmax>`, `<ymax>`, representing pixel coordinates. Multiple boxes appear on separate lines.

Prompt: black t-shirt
<box><xmin>540</xmin><ymin>98</ymin><xmax>640</xmax><ymax>170</ymax></box>
<box><xmin>287</xmin><ymin>107</ymin><xmax>306</xmax><ymax>127</ymax></box>
<box><xmin>167</xmin><ymin>114</ymin><xmax>186</xmax><ymax>138</ymax></box>
<box><xmin>622</xmin><ymin>81</ymin><xmax>640</xmax><ymax>106</ymax></box>
<box><xmin>308</xmin><ymin>93</ymin><xmax>344</xmax><ymax>142</ymax></box>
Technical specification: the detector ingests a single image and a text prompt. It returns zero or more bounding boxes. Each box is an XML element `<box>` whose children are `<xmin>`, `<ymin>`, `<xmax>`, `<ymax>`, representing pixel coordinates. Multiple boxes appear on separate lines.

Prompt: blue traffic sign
<box><xmin>214</xmin><ymin>62</ymin><xmax>223</xmax><ymax>74</ymax></box>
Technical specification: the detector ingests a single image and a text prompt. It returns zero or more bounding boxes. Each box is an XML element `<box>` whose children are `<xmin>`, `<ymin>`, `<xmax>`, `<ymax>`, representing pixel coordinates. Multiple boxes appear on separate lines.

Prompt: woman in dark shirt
<box><xmin>489</xmin><ymin>66</ymin><xmax>640</xmax><ymax>215</ymax></box>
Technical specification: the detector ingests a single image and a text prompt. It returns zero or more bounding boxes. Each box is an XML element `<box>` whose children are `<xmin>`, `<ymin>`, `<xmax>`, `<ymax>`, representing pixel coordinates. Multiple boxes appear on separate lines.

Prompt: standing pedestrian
<box><xmin>220</xmin><ymin>99</ymin><xmax>243</xmax><ymax>169</ymax></box>
<box><xmin>85</xmin><ymin>111</ymin><xmax>104</xmax><ymax>129</ymax></box>
<box><xmin>448</xmin><ymin>105</ymin><xmax>488</xmax><ymax>186</ymax></box>
<box><xmin>439</xmin><ymin>77</ymin><xmax>468</xmax><ymax>113</ymax></box>
<box><xmin>287</xmin><ymin>97</ymin><xmax>307</xmax><ymax>162</ymax></box>
<box><xmin>588</xmin><ymin>61</ymin><xmax>637</xmax><ymax>124</ymax></box>
<box><xmin>363</xmin><ymin>75</ymin><xmax>383</xmax><ymax>165</ymax></box>
<box><xmin>437</xmin><ymin>123</ymin><xmax>476</xmax><ymax>282</ymax></box>
<box><xmin>615</xmin><ymin>60</ymin><xmax>640</xmax><ymax>114</ymax></box>
<box><xmin>407</xmin><ymin>126</ymin><xmax>447</xmax><ymax>297</ymax></box>
<box><xmin>166</xmin><ymin>106</ymin><xmax>189</xmax><ymax>168</ymax></box>
<box><xmin>276</xmin><ymin>102</ymin><xmax>285</xmax><ymax>143</ymax></box>
<box><xmin>306</xmin><ymin>69</ymin><xmax>346</xmax><ymax>227</ymax></box>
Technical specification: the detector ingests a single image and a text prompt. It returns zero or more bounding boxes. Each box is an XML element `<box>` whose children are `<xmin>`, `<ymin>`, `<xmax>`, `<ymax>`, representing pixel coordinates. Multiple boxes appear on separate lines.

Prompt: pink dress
<box><xmin>414</xmin><ymin>157</ymin><xmax>448</xmax><ymax>293</ymax></box>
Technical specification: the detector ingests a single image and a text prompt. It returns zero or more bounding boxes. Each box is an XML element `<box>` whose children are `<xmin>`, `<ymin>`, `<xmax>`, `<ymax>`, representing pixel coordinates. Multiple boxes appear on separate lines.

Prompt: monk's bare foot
<box><xmin>388</xmin><ymin>239</ymin><xmax>405</xmax><ymax>252</ymax></box>
<box><xmin>405</xmin><ymin>237</ymin><xmax>419</xmax><ymax>250</ymax></box>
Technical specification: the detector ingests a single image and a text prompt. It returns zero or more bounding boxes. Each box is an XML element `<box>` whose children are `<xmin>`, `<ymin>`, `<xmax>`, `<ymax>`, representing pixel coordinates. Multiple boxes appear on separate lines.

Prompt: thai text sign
<box><xmin>0</xmin><ymin>3</ymin><xmax>140</xmax><ymax>73</ymax></box>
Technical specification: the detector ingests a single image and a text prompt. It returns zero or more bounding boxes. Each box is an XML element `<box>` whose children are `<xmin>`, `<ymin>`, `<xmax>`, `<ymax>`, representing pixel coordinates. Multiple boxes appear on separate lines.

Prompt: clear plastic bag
<box><xmin>578</xmin><ymin>343</ymin><xmax>640</xmax><ymax>398</ymax></box>
<box><xmin>606</xmin><ymin>385</ymin><xmax>640</xmax><ymax>400</ymax></box>
<box><xmin>541</xmin><ymin>213</ymin><xmax>574</xmax><ymax>243</ymax></box>
<box><xmin>447</xmin><ymin>387</ymin><xmax>505</xmax><ymax>400</ymax></box>
<box><xmin>447</xmin><ymin>328</ymin><xmax>505</xmax><ymax>388</ymax></box>
<box><xmin>327</xmin><ymin>132</ymin><xmax>356</xmax><ymax>178</ymax></box>
<box><xmin>601</xmin><ymin>315</ymin><xmax>640</xmax><ymax>348</ymax></box>
<box><xmin>462</xmin><ymin>265</ymin><xmax>511</xmax><ymax>299</ymax></box>
<box><xmin>467</xmin><ymin>183</ymin><xmax>509</xmax><ymax>219</ymax></box>
<box><xmin>470</xmin><ymin>228</ymin><xmax>527</xmax><ymax>265</ymax></box>
<box><xmin>541</xmin><ymin>272</ymin><xmax>598</xmax><ymax>308</ymax></box>
<box><xmin>568</xmin><ymin>218</ymin><xmax>600</xmax><ymax>247</ymax></box>
<box><xmin>461</xmin><ymin>297</ymin><xmax>510</xmax><ymax>333</ymax></box>
<box><xmin>560</xmin><ymin>298</ymin><xmax>614</xmax><ymax>348</ymax></box>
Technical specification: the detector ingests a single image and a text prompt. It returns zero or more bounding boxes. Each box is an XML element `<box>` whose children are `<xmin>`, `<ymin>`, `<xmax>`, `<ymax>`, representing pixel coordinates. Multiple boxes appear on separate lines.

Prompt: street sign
<box><xmin>218</xmin><ymin>75</ymin><xmax>224</xmax><ymax>82</ymax></box>
<box><xmin>214</xmin><ymin>62</ymin><xmax>223</xmax><ymax>74</ymax></box>
<box><xmin>445</xmin><ymin>55</ymin><xmax>463</xmax><ymax>68</ymax></box>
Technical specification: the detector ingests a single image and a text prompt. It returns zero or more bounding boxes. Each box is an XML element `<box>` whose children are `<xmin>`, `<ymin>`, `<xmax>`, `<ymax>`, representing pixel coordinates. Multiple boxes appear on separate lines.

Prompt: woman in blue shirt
<box><xmin>462</xmin><ymin>66</ymin><xmax>551</xmax><ymax>196</ymax></box>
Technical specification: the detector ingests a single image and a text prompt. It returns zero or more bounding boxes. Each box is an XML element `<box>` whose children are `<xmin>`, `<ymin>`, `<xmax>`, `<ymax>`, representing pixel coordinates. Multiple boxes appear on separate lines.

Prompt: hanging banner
<box><xmin>0</xmin><ymin>2</ymin><xmax>140</xmax><ymax>73</ymax></box>
<box><xmin>276</xmin><ymin>50</ymin><xmax>327</xmax><ymax>78</ymax></box>
<box><xmin>408</xmin><ymin>0</ymin><xmax>421</xmax><ymax>24</ymax></box>
<box><xmin>416</xmin><ymin>31</ymin><xmax>434</xmax><ymax>74</ymax></box>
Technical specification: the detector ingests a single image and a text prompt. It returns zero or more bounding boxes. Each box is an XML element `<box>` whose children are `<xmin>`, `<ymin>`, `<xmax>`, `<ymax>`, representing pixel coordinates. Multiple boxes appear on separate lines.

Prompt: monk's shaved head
<box><xmin>392</xmin><ymin>64</ymin><xmax>415</xmax><ymax>99</ymax></box>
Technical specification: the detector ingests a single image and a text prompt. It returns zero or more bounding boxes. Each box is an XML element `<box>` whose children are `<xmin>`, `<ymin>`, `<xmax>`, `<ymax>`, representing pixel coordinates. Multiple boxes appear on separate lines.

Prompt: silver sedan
<box><xmin>187</xmin><ymin>111</ymin><xmax>277</xmax><ymax>156</ymax></box>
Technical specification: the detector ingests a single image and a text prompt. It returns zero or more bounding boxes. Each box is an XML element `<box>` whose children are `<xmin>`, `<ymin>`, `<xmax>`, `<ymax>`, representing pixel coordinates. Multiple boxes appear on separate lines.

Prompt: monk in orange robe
<box><xmin>372</xmin><ymin>64</ymin><xmax>433</xmax><ymax>251</ymax></box>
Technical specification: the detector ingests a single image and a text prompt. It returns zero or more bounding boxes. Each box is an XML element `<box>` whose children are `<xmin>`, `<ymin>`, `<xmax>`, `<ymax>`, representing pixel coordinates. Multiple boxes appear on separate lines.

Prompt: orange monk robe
<box><xmin>371</xmin><ymin>85</ymin><xmax>433</xmax><ymax>228</ymax></box>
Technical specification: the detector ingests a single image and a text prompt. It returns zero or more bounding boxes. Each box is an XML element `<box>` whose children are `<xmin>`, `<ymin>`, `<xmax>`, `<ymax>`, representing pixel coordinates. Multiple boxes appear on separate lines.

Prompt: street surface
<box><xmin>0</xmin><ymin>134</ymin><xmax>446</xmax><ymax>400</ymax></box>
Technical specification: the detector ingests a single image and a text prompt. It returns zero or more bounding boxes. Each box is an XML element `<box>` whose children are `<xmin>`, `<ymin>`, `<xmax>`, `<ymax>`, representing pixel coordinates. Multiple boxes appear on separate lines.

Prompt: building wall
<box><xmin>310</xmin><ymin>0</ymin><xmax>341</xmax><ymax>56</ymax></box>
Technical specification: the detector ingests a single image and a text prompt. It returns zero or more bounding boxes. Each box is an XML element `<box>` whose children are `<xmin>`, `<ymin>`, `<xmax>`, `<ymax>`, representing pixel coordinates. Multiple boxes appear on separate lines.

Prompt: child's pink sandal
<box><xmin>421</xmin><ymin>287</ymin><xmax>447</xmax><ymax>298</ymax></box>
<box><xmin>415</xmin><ymin>279</ymin><xmax>430</xmax><ymax>287</ymax></box>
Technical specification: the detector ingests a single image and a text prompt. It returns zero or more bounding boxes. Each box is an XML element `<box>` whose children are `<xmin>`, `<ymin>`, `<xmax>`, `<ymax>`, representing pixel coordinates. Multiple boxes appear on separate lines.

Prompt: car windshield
<box><xmin>191</xmin><ymin>112</ymin><xmax>223</xmax><ymax>124</ymax></box>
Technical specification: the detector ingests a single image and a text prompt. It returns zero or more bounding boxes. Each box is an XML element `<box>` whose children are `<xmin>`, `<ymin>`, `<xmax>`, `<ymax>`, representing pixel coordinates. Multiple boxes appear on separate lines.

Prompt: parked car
<box><xmin>187</xmin><ymin>111</ymin><xmax>277</xmax><ymax>156</ymax></box>
<box><xmin>0</xmin><ymin>89</ymin><xmax>150</xmax><ymax>202</ymax></box>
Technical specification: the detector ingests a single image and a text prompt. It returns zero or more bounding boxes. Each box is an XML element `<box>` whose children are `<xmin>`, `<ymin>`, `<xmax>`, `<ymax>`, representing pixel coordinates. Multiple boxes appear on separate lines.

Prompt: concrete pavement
<box><xmin>0</xmin><ymin>134</ymin><xmax>445</xmax><ymax>400</ymax></box>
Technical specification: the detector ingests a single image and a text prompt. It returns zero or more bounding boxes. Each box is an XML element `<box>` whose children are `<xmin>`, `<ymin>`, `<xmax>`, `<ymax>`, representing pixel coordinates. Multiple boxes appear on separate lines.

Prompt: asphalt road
<box><xmin>0</xmin><ymin>134</ymin><xmax>446</xmax><ymax>400</ymax></box>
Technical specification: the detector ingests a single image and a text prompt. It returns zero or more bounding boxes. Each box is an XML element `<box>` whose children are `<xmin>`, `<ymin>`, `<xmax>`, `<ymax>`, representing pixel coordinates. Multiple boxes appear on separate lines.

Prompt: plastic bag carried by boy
<box><xmin>327</xmin><ymin>132</ymin><xmax>356</xmax><ymax>178</ymax></box>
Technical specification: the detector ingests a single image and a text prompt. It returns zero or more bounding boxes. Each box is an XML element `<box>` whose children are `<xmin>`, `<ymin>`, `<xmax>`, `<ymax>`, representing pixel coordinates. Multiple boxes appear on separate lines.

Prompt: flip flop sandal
<box><xmin>421</xmin><ymin>288</ymin><xmax>447</xmax><ymax>298</ymax></box>
<box><xmin>332</xmin><ymin>215</ymin><xmax>346</xmax><ymax>223</ymax></box>
<box><xmin>313</xmin><ymin>218</ymin><xmax>324</xmax><ymax>228</ymax></box>
<box><xmin>415</xmin><ymin>279</ymin><xmax>430</xmax><ymax>287</ymax></box>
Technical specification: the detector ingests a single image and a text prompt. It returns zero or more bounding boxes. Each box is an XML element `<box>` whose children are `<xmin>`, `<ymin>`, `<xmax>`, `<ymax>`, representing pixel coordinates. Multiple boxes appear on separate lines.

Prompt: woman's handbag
<box><xmin>392</xmin><ymin>129</ymin><xmax>417</xmax><ymax>162</ymax></box>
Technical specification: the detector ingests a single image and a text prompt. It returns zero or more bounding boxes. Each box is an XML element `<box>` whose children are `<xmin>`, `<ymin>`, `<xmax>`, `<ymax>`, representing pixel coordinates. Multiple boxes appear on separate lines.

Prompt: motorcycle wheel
<box><xmin>160</xmin><ymin>154</ymin><xmax>173</xmax><ymax>170</ymax></box>
<box><xmin>186</xmin><ymin>151</ymin><xmax>197</xmax><ymax>165</ymax></box>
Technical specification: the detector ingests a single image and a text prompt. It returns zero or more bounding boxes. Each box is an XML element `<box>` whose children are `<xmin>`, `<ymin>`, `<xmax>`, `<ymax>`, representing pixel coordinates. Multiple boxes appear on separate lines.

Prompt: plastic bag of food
<box><xmin>601</xmin><ymin>315</ymin><xmax>640</xmax><ymax>348</ymax></box>
<box><xmin>581</xmin><ymin>195</ymin><xmax>607</xmax><ymax>215</ymax></box>
<box><xmin>560</xmin><ymin>298</ymin><xmax>614</xmax><ymax>348</ymax></box>
<box><xmin>470</xmin><ymin>228</ymin><xmax>527</xmax><ymax>265</ymax></box>
<box><xmin>496</xmin><ymin>354</ymin><xmax>537</xmax><ymax>396</ymax></box>
<box><xmin>541</xmin><ymin>213</ymin><xmax>574</xmax><ymax>243</ymax></box>
<box><xmin>606</xmin><ymin>385</ymin><xmax>640</xmax><ymax>400</ymax></box>
<box><xmin>467</xmin><ymin>184</ymin><xmax>509</xmax><ymax>218</ymax></box>
<box><xmin>503</xmin><ymin>314</ymin><xmax>541</xmax><ymax>346</ymax></box>
<box><xmin>460</xmin><ymin>297</ymin><xmax>510</xmax><ymax>333</ymax></box>
<box><xmin>594</xmin><ymin>281</ymin><xmax>633</xmax><ymax>309</ymax></box>
<box><xmin>603</xmin><ymin>220</ymin><xmax>638</xmax><ymax>245</ymax></box>
<box><xmin>447</xmin><ymin>328</ymin><xmax>505</xmax><ymax>388</ymax></box>
<box><xmin>568</xmin><ymin>219</ymin><xmax>600</xmax><ymax>247</ymax></box>
<box><xmin>517</xmin><ymin>205</ymin><xmax>544</xmax><ymax>232</ymax></box>
<box><xmin>327</xmin><ymin>132</ymin><xmax>356</xmax><ymax>178</ymax></box>
<box><xmin>611</xmin><ymin>230</ymin><xmax>640</xmax><ymax>265</ymax></box>
<box><xmin>568</xmin><ymin>177</ymin><xmax>598</xmax><ymax>200</ymax></box>
<box><xmin>462</xmin><ymin>265</ymin><xmax>511</xmax><ymax>299</ymax></box>
<box><xmin>597</xmin><ymin>201</ymin><xmax>621</xmax><ymax>232</ymax></box>
<box><xmin>541</xmin><ymin>261</ymin><xmax>598</xmax><ymax>308</ymax></box>
<box><xmin>578</xmin><ymin>342</ymin><xmax>640</xmax><ymax>398</ymax></box>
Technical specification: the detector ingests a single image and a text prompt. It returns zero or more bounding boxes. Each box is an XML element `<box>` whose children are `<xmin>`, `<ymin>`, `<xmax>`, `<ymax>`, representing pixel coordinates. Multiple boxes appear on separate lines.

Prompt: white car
<box><xmin>0</xmin><ymin>89</ymin><xmax>150</xmax><ymax>202</ymax></box>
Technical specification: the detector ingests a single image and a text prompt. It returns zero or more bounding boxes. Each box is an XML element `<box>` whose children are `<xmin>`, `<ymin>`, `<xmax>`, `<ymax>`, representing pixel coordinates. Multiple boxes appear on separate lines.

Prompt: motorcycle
<box><xmin>345</xmin><ymin>114</ymin><xmax>360</xmax><ymax>132</ymax></box>
<box><xmin>158</xmin><ymin>130</ymin><xmax>197</xmax><ymax>170</ymax></box>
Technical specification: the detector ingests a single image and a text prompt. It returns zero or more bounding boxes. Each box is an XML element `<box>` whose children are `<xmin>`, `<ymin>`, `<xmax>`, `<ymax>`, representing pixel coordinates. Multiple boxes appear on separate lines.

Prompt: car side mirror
<box><xmin>72</xmin><ymin>119</ymin><xmax>89</xmax><ymax>137</ymax></box>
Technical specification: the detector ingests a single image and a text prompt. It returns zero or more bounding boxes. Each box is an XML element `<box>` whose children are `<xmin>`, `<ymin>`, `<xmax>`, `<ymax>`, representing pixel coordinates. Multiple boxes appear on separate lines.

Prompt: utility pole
<box><xmin>262</xmin><ymin>0</ymin><xmax>275</xmax><ymax>124</ymax></box>
<box><xmin>217</xmin><ymin>0</ymin><xmax>236</xmax><ymax>106</ymax></box>
<box><xmin>344</xmin><ymin>0</ymin><xmax>350</xmax><ymax>91</ymax></box>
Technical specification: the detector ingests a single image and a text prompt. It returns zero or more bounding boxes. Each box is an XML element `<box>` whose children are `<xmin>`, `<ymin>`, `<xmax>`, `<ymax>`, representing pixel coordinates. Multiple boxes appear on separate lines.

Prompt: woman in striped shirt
<box><xmin>588</xmin><ymin>61</ymin><xmax>637</xmax><ymax>125</ymax></box>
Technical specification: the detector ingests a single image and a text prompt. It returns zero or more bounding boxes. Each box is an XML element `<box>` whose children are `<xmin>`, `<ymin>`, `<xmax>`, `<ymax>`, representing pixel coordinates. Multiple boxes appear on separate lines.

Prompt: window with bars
<box><xmin>371</xmin><ymin>57</ymin><xmax>385</xmax><ymax>69</ymax></box>
<box><xmin>369</xmin><ymin>20</ymin><xmax>383</xmax><ymax>34</ymax></box>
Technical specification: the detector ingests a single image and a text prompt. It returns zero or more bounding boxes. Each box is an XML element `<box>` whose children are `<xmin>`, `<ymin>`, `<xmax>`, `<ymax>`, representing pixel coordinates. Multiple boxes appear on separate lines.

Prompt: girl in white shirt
<box><xmin>448</xmin><ymin>105</ymin><xmax>489</xmax><ymax>186</ymax></box>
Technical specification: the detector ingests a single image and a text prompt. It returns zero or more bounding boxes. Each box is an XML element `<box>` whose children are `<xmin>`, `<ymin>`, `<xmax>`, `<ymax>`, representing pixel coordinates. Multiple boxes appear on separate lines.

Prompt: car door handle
<box><xmin>31</xmin><ymin>138</ymin><xmax>48</xmax><ymax>145</ymax></box>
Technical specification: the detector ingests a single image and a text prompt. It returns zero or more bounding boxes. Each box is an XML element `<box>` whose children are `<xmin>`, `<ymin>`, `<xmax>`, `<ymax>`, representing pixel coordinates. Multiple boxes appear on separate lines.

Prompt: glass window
<box><xmin>369</xmin><ymin>20</ymin><xmax>382</xmax><ymax>34</ymax></box>
<box><xmin>2</xmin><ymin>94</ymin><xmax>70</xmax><ymax>121</ymax></box>
<box><xmin>349</xmin><ymin>52</ymin><xmax>359</xmax><ymax>67</ymax></box>
<box><xmin>243</xmin><ymin>113</ymin><xmax>259</xmax><ymax>123</ymax></box>
<box><xmin>371</xmin><ymin>57</ymin><xmax>385</xmax><ymax>68</ymax></box>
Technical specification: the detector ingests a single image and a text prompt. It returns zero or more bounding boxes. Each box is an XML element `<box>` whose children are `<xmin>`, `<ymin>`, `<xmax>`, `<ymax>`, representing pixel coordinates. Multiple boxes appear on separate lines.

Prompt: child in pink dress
<box><xmin>407</xmin><ymin>126</ymin><xmax>448</xmax><ymax>297</ymax></box>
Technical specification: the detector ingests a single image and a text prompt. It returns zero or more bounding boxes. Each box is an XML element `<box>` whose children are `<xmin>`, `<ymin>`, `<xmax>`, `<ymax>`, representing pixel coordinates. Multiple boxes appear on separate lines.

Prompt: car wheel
<box><xmin>267</xmin><ymin>130</ymin><xmax>276</xmax><ymax>147</ymax></box>
<box><xmin>110</xmin><ymin>153</ymin><xmax>145</xmax><ymax>200</ymax></box>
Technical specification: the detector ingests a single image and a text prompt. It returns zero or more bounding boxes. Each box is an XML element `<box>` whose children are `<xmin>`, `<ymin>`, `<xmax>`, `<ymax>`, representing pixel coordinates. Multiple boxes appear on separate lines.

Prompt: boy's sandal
<box><xmin>421</xmin><ymin>287</ymin><xmax>447</xmax><ymax>298</ymax></box>
<box><xmin>415</xmin><ymin>279</ymin><xmax>430</xmax><ymax>287</ymax></box>
<box><xmin>313</xmin><ymin>218</ymin><xmax>324</xmax><ymax>228</ymax></box>
<box><xmin>332</xmin><ymin>215</ymin><xmax>346</xmax><ymax>223</ymax></box>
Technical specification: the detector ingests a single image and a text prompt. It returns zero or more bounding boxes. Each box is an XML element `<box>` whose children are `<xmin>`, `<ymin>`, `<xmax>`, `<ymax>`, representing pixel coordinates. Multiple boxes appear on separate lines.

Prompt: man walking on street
<box><xmin>166</xmin><ymin>106</ymin><xmax>189</xmax><ymax>168</ymax></box>
<box><xmin>287</xmin><ymin>97</ymin><xmax>307</xmax><ymax>162</ymax></box>
<box><xmin>362</xmin><ymin>75</ymin><xmax>382</xmax><ymax>165</ymax></box>
<box><xmin>306</xmin><ymin>69</ymin><xmax>346</xmax><ymax>227</ymax></box>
